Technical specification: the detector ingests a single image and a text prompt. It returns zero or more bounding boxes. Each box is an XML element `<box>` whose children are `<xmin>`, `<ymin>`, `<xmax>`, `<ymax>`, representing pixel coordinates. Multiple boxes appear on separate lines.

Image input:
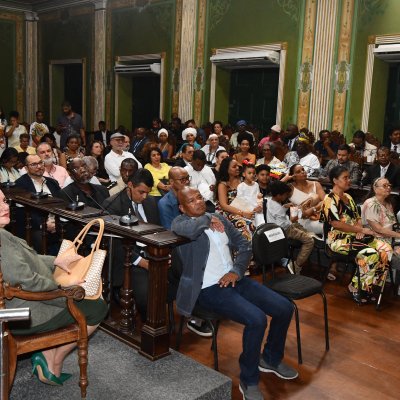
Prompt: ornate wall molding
<box><xmin>193</xmin><ymin>0</ymin><xmax>206</xmax><ymax>124</ymax></box>
<box><xmin>296</xmin><ymin>0</ymin><xmax>317</xmax><ymax>129</ymax></box>
<box><xmin>25</xmin><ymin>11</ymin><xmax>39</xmax><ymax>123</ymax></box>
<box><xmin>308</xmin><ymin>0</ymin><xmax>339</xmax><ymax>134</ymax></box>
<box><xmin>332</xmin><ymin>0</ymin><xmax>355</xmax><ymax>133</ymax></box>
<box><xmin>177</xmin><ymin>0</ymin><xmax>196</xmax><ymax>121</ymax></box>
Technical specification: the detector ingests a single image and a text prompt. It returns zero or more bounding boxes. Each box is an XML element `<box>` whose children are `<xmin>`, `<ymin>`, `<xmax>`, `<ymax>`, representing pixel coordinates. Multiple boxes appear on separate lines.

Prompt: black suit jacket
<box><xmin>60</xmin><ymin>182</ymin><xmax>110</xmax><ymax>208</ymax></box>
<box><xmin>174</xmin><ymin>158</ymin><xmax>190</xmax><ymax>168</ymax></box>
<box><xmin>362</xmin><ymin>163</ymin><xmax>400</xmax><ymax>188</ymax></box>
<box><xmin>129</xmin><ymin>137</ymin><xmax>149</xmax><ymax>162</ymax></box>
<box><xmin>15</xmin><ymin>174</ymin><xmax>61</xmax><ymax>230</ymax></box>
<box><xmin>94</xmin><ymin>130</ymin><xmax>112</xmax><ymax>146</ymax></box>
<box><xmin>102</xmin><ymin>191</ymin><xmax>160</xmax><ymax>264</ymax></box>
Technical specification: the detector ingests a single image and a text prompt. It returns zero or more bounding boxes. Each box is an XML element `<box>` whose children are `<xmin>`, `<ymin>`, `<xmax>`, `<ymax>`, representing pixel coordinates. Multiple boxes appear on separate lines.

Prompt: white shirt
<box><xmin>104</xmin><ymin>150</ymin><xmax>142</xmax><ymax>181</ymax></box>
<box><xmin>236</xmin><ymin>181</ymin><xmax>260</xmax><ymax>209</ymax></box>
<box><xmin>202</xmin><ymin>228</ymin><xmax>233</xmax><ymax>289</ymax></box>
<box><xmin>266</xmin><ymin>198</ymin><xmax>291</xmax><ymax>230</ymax></box>
<box><xmin>299</xmin><ymin>153</ymin><xmax>320</xmax><ymax>177</ymax></box>
<box><xmin>229</xmin><ymin>131</ymin><xmax>255</xmax><ymax>148</ymax></box>
<box><xmin>6</xmin><ymin>124</ymin><xmax>28</xmax><ymax>148</ymax></box>
<box><xmin>390</xmin><ymin>142</ymin><xmax>400</xmax><ymax>154</ymax></box>
<box><xmin>349</xmin><ymin>141</ymin><xmax>377</xmax><ymax>162</ymax></box>
<box><xmin>380</xmin><ymin>164</ymin><xmax>390</xmax><ymax>177</ymax></box>
<box><xmin>131</xmin><ymin>201</ymin><xmax>147</xmax><ymax>265</ymax></box>
<box><xmin>63</xmin><ymin>175</ymin><xmax>101</xmax><ymax>187</ymax></box>
<box><xmin>200</xmin><ymin>145</ymin><xmax>225</xmax><ymax>165</ymax></box>
<box><xmin>185</xmin><ymin>164</ymin><xmax>216</xmax><ymax>202</ymax></box>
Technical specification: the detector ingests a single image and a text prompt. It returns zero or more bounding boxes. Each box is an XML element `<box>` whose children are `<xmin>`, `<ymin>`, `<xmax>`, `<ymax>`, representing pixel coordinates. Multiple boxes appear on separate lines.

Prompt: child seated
<box><xmin>266</xmin><ymin>180</ymin><xmax>314</xmax><ymax>274</ymax></box>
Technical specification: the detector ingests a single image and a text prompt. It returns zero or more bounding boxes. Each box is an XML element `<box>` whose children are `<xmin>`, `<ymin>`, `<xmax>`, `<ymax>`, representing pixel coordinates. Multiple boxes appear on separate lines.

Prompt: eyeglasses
<box><xmin>27</xmin><ymin>161</ymin><xmax>44</xmax><ymax>168</ymax></box>
<box><xmin>173</xmin><ymin>176</ymin><xmax>191</xmax><ymax>183</ymax></box>
<box><xmin>376</xmin><ymin>184</ymin><xmax>392</xmax><ymax>189</ymax></box>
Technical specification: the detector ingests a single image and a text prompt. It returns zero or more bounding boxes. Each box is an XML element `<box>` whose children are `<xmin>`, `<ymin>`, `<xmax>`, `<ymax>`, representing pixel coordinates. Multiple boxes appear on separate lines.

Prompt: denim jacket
<box><xmin>171</xmin><ymin>213</ymin><xmax>252</xmax><ymax>317</ymax></box>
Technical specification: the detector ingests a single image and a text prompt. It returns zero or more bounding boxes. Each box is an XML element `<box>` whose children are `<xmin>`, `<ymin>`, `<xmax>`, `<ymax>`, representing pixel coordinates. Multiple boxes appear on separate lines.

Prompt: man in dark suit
<box><xmin>15</xmin><ymin>154</ymin><xmax>62</xmax><ymax>254</ymax></box>
<box><xmin>93</xmin><ymin>120</ymin><xmax>112</xmax><ymax>147</ymax></box>
<box><xmin>174</xmin><ymin>143</ymin><xmax>194</xmax><ymax>167</ymax></box>
<box><xmin>103</xmin><ymin>168</ymin><xmax>166</xmax><ymax>321</ymax></box>
<box><xmin>129</xmin><ymin>127</ymin><xmax>149</xmax><ymax>165</ymax></box>
<box><xmin>362</xmin><ymin>146</ymin><xmax>400</xmax><ymax>188</ymax></box>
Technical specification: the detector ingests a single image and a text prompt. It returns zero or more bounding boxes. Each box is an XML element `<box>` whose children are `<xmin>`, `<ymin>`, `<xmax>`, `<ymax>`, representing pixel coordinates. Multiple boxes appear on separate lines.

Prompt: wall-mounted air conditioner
<box><xmin>210</xmin><ymin>50</ymin><xmax>280</xmax><ymax>70</ymax></box>
<box><xmin>374</xmin><ymin>44</ymin><xmax>400</xmax><ymax>62</ymax></box>
<box><xmin>114</xmin><ymin>63</ymin><xmax>161</xmax><ymax>75</ymax></box>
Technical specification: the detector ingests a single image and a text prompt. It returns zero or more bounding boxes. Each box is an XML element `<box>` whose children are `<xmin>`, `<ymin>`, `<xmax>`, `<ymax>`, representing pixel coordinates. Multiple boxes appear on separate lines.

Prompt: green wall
<box><xmin>0</xmin><ymin>18</ymin><xmax>17</xmax><ymax>117</ymax></box>
<box><xmin>111</xmin><ymin>0</ymin><xmax>175</xmax><ymax>127</ymax></box>
<box><xmin>348</xmin><ymin>0</ymin><xmax>400</xmax><ymax>140</ymax></box>
<box><xmin>39</xmin><ymin>9</ymin><xmax>93</xmax><ymax>128</ymax></box>
<box><xmin>203</xmin><ymin>0</ymin><xmax>303</xmax><ymax>127</ymax></box>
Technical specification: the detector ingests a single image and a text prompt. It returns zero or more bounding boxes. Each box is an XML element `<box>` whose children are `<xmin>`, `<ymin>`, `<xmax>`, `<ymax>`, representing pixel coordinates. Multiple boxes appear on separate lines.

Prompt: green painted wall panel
<box><xmin>203</xmin><ymin>0</ymin><xmax>302</xmax><ymax>127</ymax></box>
<box><xmin>214</xmin><ymin>68</ymin><xmax>230</xmax><ymax>123</ymax></box>
<box><xmin>0</xmin><ymin>19</ymin><xmax>16</xmax><ymax>115</ymax></box>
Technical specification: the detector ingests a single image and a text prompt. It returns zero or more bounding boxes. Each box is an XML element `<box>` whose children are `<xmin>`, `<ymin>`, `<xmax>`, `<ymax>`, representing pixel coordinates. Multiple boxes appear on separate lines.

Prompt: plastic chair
<box><xmin>252</xmin><ymin>223</ymin><xmax>329</xmax><ymax>364</ymax></box>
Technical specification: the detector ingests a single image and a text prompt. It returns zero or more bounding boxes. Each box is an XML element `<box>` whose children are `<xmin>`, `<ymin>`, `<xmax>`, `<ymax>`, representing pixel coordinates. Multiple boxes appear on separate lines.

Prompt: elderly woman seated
<box><xmin>0</xmin><ymin>189</ymin><xmax>107</xmax><ymax>386</ymax></box>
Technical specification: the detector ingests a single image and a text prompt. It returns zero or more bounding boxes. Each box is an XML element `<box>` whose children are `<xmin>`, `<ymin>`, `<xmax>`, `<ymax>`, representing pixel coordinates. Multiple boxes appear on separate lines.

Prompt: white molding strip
<box><xmin>276</xmin><ymin>49</ymin><xmax>286</xmax><ymax>127</ymax></box>
<box><xmin>308</xmin><ymin>0</ymin><xmax>339</xmax><ymax>134</ymax></box>
<box><xmin>209</xmin><ymin>63</ymin><xmax>217</xmax><ymax>122</ymax></box>
<box><xmin>361</xmin><ymin>44</ymin><xmax>376</xmax><ymax>132</ymax></box>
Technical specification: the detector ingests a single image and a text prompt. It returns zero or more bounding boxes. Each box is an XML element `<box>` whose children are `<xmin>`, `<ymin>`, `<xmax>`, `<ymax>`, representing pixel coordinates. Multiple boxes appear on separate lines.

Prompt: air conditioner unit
<box><xmin>210</xmin><ymin>50</ymin><xmax>280</xmax><ymax>70</ymax></box>
<box><xmin>114</xmin><ymin>63</ymin><xmax>161</xmax><ymax>75</ymax></box>
<box><xmin>374</xmin><ymin>44</ymin><xmax>400</xmax><ymax>62</ymax></box>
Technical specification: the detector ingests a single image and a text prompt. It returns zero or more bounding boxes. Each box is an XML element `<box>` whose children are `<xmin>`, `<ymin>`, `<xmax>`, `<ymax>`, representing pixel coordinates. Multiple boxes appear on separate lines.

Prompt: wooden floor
<box><xmin>170</xmin><ymin>274</ymin><xmax>400</xmax><ymax>400</ymax></box>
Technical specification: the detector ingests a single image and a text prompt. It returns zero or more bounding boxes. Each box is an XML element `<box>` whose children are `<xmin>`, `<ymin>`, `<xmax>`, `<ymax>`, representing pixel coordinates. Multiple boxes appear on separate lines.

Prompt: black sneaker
<box><xmin>239</xmin><ymin>382</ymin><xmax>264</xmax><ymax>400</ymax></box>
<box><xmin>258</xmin><ymin>356</ymin><xmax>298</xmax><ymax>380</ymax></box>
<box><xmin>186</xmin><ymin>321</ymin><xmax>212</xmax><ymax>337</ymax></box>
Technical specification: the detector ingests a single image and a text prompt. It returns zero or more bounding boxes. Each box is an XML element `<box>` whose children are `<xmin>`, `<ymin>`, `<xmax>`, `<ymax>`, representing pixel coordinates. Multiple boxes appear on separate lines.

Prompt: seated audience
<box><xmin>63</xmin><ymin>156</ymin><xmax>101</xmax><ymax>187</ymax></box>
<box><xmin>5</xmin><ymin>110</ymin><xmax>27</xmax><ymax>148</ymax></box>
<box><xmin>229</xmin><ymin>120</ymin><xmax>255</xmax><ymax>149</ymax></box>
<box><xmin>321</xmin><ymin>166</ymin><xmax>390</xmax><ymax>303</ymax></box>
<box><xmin>313</xmin><ymin>130</ymin><xmax>338</xmax><ymax>161</ymax></box>
<box><xmin>284</xmin><ymin>164</ymin><xmax>325</xmax><ymax>236</ymax></box>
<box><xmin>256</xmin><ymin>142</ymin><xmax>286</xmax><ymax>170</ymax></box>
<box><xmin>93</xmin><ymin>120</ymin><xmax>112</xmax><ymax>147</ymax></box>
<box><xmin>35</xmin><ymin>142</ymin><xmax>69</xmax><ymax>188</ymax></box>
<box><xmin>105</xmin><ymin>132</ymin><xmax>142</xmax><ymax>182</ymax></box>
<box><xmin>176</xmin><ymin>127</ymin><xmax>201</xmax><ymax>156</ymax></box>
<box><xmin>200</xmin><ymin>133</ymin><xmax>225</xmax><ymax>166</ymax></box>
<box><xmin>185</xmin><ymin>119</ymin><xmax>207</xmax><ymax>146</ymax></box>
<box><xmin>124</xmin><ymin>135</ymin><xmax>130</xmax><ymax>152</ymax></box>
<box><xmin>172</xmin><ymin>187</ymin><xmax>297</xmax><ymax>400</ymax></box>
<box><xmin>61</xmin><ymin>134</ymin><xmax>85</xmax><ymax>167</ymax></box>
<box><xmin>144</xmin><ymin>147</ymin><xmax>171</xmax><ymax>199</ymax></box>
<box><xmin>158</xmin><ymin>166</ymin><xmax>189</xmax><ymax>230</ymax></box>
<box><xmin>0</xmin><ymin>147</ymin><xmax>20</xmax><ymax>184</ymax></box>
<box><xmin>15</xmin><ymin>154</ymin><xmax>61</xmax><ymax>254</ymax></box>
<box><xmin>256</xmin><ymin>164</ymin><xmax>271</xmax><ymax>222</ymax></box>
<box><xmin>258</xmin><ymin>125</ymin><xmax>283</xmax><ymax>149</ymax></box>
<box><xmin>157</xmin><ymin>128</ymin><xmax>174</xmax><ymax>160</ymax></box>
<box><xmin>40</xmin><ymin>133</ymin><xmax>65</xmax><ymax>166</ymax></box>
<box><xmin>282</xmin><ymin>124</ymin><xmax>299</xmax><ymax>151</ymax></box>
<box><xmin>0</xmin><ymin>189</ymin><xmax>107</xmax><ymax>386</ymax></box>
<box><xmin>266</xmin><ymin>181</ymin><xmax>314</xmax><ymax>274</ymax></box>
<box><xmin>30</xmin><ymin>110</ymin><xmax>49</xmax><ymax>146</ymax></box>
<box><xmin>233</xmin><ymin>133</ymin><xmax>256</xmax><ymax>165</ymax></box>
<box><xmin>174</xmin><ymin>143</ymin><xmax>194</xmax><ymax>167</ymax></box>
<box><xmin>384</xmin><ymin>127</ymin><xmax>400</xmax><ymax>156</ymax></box>
<box><xmin>130</xmin><ymin>127</ymin><xmax>149</xmax><ymax>164</ymax></box>
<box><xmin>109</xmin><ymin>158</ymin><xmax>139</xmax><ymax>196</ymax></box>
<box><xmin>185</xmin><ymin>150</ymin><xmax>216</xmax><ymax>205</ymax></box>
<box><xmin>86</xmin><ymin>140</ymin><xmax>110</xmax><ymax>184</ymax></box>
<box><xmin>362</xmin><ymin>146</ymin><xmax>400</xmax><ymax>188</ymax></box>
<box><xmin>215</xmin><ymin>157</ymin><xmax>256</xmax><ymax>241</ymax></box>
<box><xmin>349</xmin><ymin>130</ymin><xmax>377</xmax><ymax>163</ymax></box>
<box><xmin>362</xmin><ymin>177</ymin><xmax>400</xmax><ymax>270</ymax></box>
<box><xmin>283</xmin><ymin>133</ymin><xmax>320</xmax><ymax>177</ymax></box>
<box><xmin>60</xmin><ymin>158</ymin><xmax>109</xmax><ymax>209</ymax></box>
<box><xmin>14</xmin><ymin>133</ymin><xmax>36</xmax><ymax>154</ymax></box>
<box><xmin>211</xmin><ymin>149</ymin><xmax>229</xmax><ymax>180</ymax></box>
<box><xmin>212</xmin><ymin>120</ymin><xmax>230</xmax><ymax>152</ymax></box>
<box><xmin>320</xmin><ymin>144</ymin><xmax>361</xmax><ymax>184</ymax></box>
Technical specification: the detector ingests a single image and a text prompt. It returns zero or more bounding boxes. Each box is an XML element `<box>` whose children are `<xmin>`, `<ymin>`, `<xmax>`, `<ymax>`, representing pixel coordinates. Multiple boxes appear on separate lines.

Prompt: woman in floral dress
<box><xmin>321</xmin><ymin>166</ymin><xmax>391</xmax><ymax>303</ymax></box>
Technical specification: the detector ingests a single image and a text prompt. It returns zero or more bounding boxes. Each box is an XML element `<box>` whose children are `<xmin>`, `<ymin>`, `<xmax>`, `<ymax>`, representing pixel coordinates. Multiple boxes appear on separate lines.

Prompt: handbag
<box><xmin>53</xmin><ymin>218</ymin><xmax>107</xmax><ymax>299</ymax></box>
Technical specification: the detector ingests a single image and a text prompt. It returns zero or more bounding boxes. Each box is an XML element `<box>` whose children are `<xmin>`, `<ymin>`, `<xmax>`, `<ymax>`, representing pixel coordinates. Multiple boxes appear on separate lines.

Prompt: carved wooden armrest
<box><xmin>4</xmin><ymin>284</ymin><xmax>85</xmax><ymax>302</ymax></box>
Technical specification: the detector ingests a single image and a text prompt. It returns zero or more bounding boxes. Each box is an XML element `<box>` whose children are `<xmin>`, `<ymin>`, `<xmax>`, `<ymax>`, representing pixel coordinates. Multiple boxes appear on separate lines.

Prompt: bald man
<box><xmin>172</xmin><ymin>188</ymin><xmax>297</xmax><ymax>399</ymax></box>
<box><xmin>158</xmin><ymin>166</ymin><xmax>190</xmax><ymax>230</ymax></box>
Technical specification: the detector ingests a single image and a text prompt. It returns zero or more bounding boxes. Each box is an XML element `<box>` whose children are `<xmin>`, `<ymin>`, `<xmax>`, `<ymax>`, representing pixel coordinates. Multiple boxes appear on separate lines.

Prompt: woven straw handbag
<box><xmin>53</xmin><ymin>218</ymin><xmax>106</xmax><ymax>299</ymax></box>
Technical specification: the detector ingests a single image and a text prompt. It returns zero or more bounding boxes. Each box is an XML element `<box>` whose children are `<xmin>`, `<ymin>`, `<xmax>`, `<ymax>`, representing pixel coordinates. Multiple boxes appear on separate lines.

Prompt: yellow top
<box><xmin>13</xmin><ymin>145</ymin><xmax>36</xmax><ymax>155</ymax></box>
<box><xmin>144</xmin><ymin>162</ymin><xmax>171</xmax><ymax>196</ymax></box>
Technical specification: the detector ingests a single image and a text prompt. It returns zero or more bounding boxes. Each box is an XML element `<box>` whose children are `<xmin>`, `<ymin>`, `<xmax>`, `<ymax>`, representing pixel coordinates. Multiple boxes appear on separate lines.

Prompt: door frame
<box><xmin>209</xmin><ymin>43</ymin><xmax>287</xmax><ymax>127</ymax></box>
<box><xmin>114</xmin><ymin>53</ymin><xmax>165</xmax><ymax>129</ymax></box>
<box><xmin>49</xmin><ymin>58</ymin><xmax>86</xmax><ymax>126</ymax></box>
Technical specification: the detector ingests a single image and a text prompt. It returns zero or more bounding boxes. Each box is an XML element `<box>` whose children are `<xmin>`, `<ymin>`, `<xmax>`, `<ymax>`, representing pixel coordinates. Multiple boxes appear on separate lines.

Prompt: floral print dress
<box><xmin>322</xmin><ymin>192</ymin><xmax>391</xmax><ymax>292</ymax></box>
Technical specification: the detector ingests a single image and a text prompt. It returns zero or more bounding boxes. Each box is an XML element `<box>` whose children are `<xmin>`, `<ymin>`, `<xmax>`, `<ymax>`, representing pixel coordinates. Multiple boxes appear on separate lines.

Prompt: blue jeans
<box><xmin>197</xmin><ymin>277</ymin><xmax>293</xmax><ymax>386</ymax></box>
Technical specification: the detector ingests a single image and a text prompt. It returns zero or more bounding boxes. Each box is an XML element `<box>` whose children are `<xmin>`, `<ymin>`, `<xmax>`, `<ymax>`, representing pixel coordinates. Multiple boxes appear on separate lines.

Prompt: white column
<box><xmin>361</xmin><ymin>44</ymin><xmax>375</xmax><ymax>132</ymax></box>
<box><xmin>25</xmin><ymin>11</ymin><xmax>38</xmax><ymax>124</ymax></box>
<box><xmin>178</xmin><ymin>0</ymin><xmax>197</xmax><ymax>122</ymax></box>
<box><xmin>93</xmin><ymin>0</ymin><xmax>107</xmax><ymax>128</ymax></box>
<box><xmin>308</xmin><ymin>0</ymin><xmax>339</xmax><ymax>134</ymax></box>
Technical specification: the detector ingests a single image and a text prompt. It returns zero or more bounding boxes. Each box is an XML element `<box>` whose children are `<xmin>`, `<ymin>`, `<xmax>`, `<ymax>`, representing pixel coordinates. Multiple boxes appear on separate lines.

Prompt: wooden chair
<box><xmin>0</xmin><ymin>270</ymin><xmax>89</xmax><ymax>399</ymax></box>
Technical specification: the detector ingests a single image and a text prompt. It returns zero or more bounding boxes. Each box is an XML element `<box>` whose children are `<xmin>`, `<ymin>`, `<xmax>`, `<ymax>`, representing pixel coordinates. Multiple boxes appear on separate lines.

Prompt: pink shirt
<box><xmin>43</xmin><ymin>164</ymin><xmax>69</xmax><ymax>188</ymax></box>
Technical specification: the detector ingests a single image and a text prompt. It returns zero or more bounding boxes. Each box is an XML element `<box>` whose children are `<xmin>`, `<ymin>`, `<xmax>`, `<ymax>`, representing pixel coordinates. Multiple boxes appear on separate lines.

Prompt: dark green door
<box><xmin>228</xmin><ymin>68</ymin><xmax>279</xmax><ymax>134</ymax></box>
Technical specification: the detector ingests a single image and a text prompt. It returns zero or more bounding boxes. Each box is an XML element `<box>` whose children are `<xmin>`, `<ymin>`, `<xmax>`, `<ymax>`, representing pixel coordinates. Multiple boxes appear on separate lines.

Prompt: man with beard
<box><xmin>56</xmin><ymin>101</ymin><xmax>86</xmax><ymax>149</ymax></box>
<box><xmin>36</xmin><ymin>142</ymin><xmax>69</xmax><ymax>188</ymax></box>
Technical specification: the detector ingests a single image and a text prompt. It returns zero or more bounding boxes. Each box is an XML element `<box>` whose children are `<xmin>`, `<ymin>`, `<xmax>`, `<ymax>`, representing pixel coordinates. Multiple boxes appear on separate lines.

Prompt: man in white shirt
<box><xmin>348</xmin><ymin>130</ymin><xmax>377</xmax><ymax>162</ymax></box>
<box><xmin>5</xmin><ymin>111</ymin><xmax>28</xmax><ymax>148</ymax></box>
<box><xmin>104</xmin><ymin>132</ymin><xmax>142</xmax><ymax>181</ymax></box>
<box><xmin>184</xmin><ymin>150</ymin><xmax>216</xmax><ymax>203</ymax></box>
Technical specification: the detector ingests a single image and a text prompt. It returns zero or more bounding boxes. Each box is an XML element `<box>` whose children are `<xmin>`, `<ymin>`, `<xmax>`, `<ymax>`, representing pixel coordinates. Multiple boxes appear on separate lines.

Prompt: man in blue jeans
<box><xmin>172</xmin><ymin>187</ymin><xmax>298</xmax><ymax>400</ymax></box>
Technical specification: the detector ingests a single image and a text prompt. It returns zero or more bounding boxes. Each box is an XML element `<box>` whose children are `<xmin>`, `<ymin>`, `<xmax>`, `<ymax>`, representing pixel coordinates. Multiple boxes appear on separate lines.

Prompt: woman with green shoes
<box><xmin>0</xmin><ymin>189</ymin><xmax>107</xmax><ymax>385</ymax></box>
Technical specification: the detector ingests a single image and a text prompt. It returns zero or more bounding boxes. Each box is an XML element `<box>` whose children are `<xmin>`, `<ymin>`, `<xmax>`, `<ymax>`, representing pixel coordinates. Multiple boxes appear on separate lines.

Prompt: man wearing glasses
<box><xmin>15</xmin><ymin>154</ymin><xmax>61</xmax><ymax>253</ymax></box>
